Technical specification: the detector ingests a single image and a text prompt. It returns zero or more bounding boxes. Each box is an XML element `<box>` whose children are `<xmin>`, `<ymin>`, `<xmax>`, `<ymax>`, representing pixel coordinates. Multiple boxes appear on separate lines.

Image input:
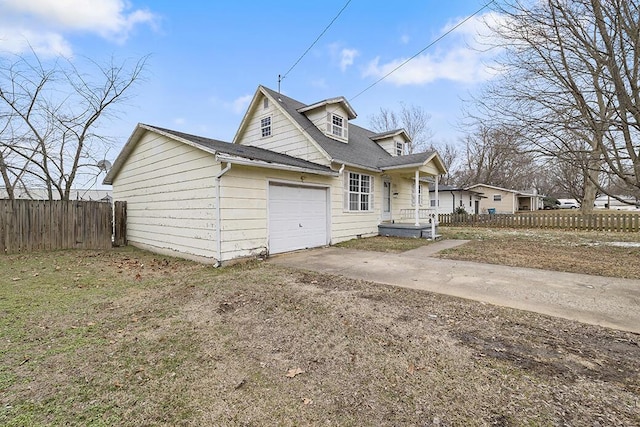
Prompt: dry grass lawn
<box><xmin>437</xmin><ymin>227</ymin><xmax>640</xmax><ymax>279</ymax></box>
<box><xmin>1</xmin><ymin>243</ymin><xmax>639</xmax><ymax>426</ymax></box>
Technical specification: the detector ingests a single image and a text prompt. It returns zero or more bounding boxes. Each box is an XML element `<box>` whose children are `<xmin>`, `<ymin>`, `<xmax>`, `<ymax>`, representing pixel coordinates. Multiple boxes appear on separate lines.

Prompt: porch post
<box><xmin>435</xmin><ymin>174</ymin><xmax>439</xmax><ymax>224</ymax></box>
<box><xmin>414</xmin><ymin>170</ymin><xmax>420</xmax><ymax>226</ymax></box>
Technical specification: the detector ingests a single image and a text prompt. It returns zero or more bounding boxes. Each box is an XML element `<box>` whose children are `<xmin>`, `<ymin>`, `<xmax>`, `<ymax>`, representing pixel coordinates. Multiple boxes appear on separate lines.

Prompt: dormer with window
<box><xmin>297</xmin><ymin>96</ymin><xmax>357</xmax><ymax>143</ymax></box>
<box><xmin>370</xmin><ymin>129</ymin><xmax>411</xmax><ymax>156</ymax></box>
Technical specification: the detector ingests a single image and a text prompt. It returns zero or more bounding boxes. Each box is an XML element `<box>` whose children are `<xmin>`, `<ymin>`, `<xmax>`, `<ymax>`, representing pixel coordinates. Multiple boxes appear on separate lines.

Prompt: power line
<box><xmin>280</xmin><ymin>0</ymin><xmax>352</xmax><ymax>89</ymax></box>
<box><xmin>349</xmin><ymin>0</ymin><xmax>496</xmax><ymax>102</ymax></box>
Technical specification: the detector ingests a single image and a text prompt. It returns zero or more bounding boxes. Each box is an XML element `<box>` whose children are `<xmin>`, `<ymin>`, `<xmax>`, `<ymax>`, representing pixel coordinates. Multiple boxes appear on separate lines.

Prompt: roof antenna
<box><xmin>278</xmin><ymin>74</ymin><xmax>282</xmax><ymax>94</ymax></box>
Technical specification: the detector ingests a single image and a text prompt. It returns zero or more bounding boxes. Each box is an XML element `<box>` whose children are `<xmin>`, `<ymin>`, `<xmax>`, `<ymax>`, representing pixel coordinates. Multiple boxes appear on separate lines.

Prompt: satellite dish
<box><xmin>97</xmin><ymin>159</ymin><xmax>112</xmax><ymax>172</ymax></box>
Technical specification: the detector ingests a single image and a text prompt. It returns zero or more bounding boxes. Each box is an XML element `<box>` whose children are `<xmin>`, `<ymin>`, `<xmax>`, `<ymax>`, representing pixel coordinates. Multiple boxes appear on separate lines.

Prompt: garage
<box><xmin>268</xmin><ymin>183</ymin><xmax>329</xmax><ymax>254</ymax></box>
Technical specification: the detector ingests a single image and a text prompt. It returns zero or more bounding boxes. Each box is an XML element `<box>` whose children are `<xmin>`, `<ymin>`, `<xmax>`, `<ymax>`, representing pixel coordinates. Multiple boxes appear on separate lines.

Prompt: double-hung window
<box><xmin>261</xmin><ymin>116</ymin><xmax>272</xmax><ymax>138</ymax></box>
<box><xmin>346</xmin><ymin>172</ymin><xmax>373</xmax><ymax>211</ymax></box>
<box><xmin>327</xmin><ymin>112</ymin><xmax>347</xmax><ymax>139</ymax></box>
<box><xmin>395</xmin><ymin>141</ymin><xmax>404</xmax><ymax>156</ymax></box>
<box><xmin>493</xmin><ymin>194</ymin><xmax>502</xmax><ymax>202</ymax></box>
<box><xmin>332</xmin><ymin>114</ymin><xmax>344</xmax><ymax>137</ymax></box>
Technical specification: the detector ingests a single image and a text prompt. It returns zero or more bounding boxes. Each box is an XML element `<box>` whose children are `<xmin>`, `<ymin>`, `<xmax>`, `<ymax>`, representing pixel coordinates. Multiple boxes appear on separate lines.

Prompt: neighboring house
<box><xmin>0</xmin><ymin>187</ymin><xmax>112</xmax><ymax>202</ymax></box>
<box><xmin>428</xmin><ymin>185</ymin><xmax>485</xmax><ymax>214</ymax></box>
<box><xmin>104</xmin><ymin>85</ymin><xmax>447</xmax><ymax>265</ymax></box>
<box><xmin>467</xmin><ymin>184</ymin><xmax>543</xmax><ymax>213</ymax></box>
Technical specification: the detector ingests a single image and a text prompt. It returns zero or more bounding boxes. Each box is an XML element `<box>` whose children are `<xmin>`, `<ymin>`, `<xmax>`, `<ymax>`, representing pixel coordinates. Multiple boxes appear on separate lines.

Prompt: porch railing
<box><xmin>399</xmin><ymin>208</ymin><xmax>437</xmax><ymax>222</ymax></box>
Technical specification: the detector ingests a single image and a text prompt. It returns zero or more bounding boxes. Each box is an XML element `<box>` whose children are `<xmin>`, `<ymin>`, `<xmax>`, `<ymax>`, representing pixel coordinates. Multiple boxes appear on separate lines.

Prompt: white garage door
<box><xmin>268</xmin><ymin>184</ymin><xmax>328</xmax><ymax>254</ymax></box>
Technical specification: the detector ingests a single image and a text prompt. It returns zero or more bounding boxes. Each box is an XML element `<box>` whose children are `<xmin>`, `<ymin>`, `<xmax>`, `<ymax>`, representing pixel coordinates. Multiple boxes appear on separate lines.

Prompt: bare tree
<box><xmin>369</xmin><ymin>103</ymin><xmax>433</xmax><ymax>153</ymax></box>
<box><xmin>472</xmin><ymin>0</ymin><xmax>640</xmax><ymax>212</ymax></box>
<box><xmin>454</xmin><ymin>125</ymin><xmax>539</xmax><ymax>190</ymax></box>
<box><xmin>0</xmin><ymin>50</ymin><xmax>147</xmax><ymax>200</ymax></box>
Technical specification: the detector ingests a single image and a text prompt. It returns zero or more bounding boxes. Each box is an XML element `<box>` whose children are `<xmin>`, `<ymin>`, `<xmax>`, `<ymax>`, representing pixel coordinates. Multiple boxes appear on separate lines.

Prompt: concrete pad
<box><xmin>270</xmin><ymin>243</ymin><xmax>640</xmax><ymax>334</ymax></box>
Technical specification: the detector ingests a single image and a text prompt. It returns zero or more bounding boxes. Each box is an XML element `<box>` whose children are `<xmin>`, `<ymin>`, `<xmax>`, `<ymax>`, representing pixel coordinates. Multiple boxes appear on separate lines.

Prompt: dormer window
<box><xmin>395</xmin><ymin>141</ymin><xmax>404</xmax><ymax>156</ymax></box>
<box><xmin>332</xmin><ymin>114</ymin><xmax>344</xmax><ymax>137</ymax></box>
<box><xmin>261</xmin><ymin>116</ymin><xmax>272</xmax><ymax>138</ymax></box>
<box><xmin>326</xmin><ymin>112</ymin><xmax>347</xmax><ymax>140</ymax></box>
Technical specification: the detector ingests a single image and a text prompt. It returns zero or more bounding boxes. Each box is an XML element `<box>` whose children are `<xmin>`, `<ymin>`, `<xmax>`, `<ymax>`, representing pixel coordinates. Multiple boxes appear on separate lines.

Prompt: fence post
<box><xmin>113</xmin><ymin>201</ymin><xmax>127</xmax><ymax>247</ymax></box>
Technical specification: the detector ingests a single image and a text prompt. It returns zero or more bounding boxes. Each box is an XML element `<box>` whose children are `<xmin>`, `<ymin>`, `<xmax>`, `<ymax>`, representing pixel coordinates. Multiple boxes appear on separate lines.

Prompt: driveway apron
<box><xmin>270</xmin><ymin>242</ymin><xmax>640</xmax><ymax>334</ymax></box>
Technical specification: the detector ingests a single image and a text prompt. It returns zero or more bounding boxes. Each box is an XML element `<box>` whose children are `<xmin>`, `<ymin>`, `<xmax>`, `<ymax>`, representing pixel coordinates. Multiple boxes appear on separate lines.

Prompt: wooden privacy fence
<box><xmin>0</xmin><ymin>200</ymin><xmax>113</xmax><ymax>254</ymax></box>
<box><xmin>439</xmin><ymin>212</ymin><xmax>640</xmax><ymax>232</ymax></box>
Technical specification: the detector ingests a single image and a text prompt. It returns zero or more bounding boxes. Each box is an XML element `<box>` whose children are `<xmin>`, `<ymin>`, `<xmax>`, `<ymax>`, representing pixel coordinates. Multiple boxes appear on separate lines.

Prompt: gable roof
<box><xmin>369</xmin><ymin>129</ymin><xmax>410</xmax><ymax>141</ymax></box>
<box><xmin>259</xmin><ymin>86</ymin><xmax>447</xmax><ymax>174</ymax></box>
<box><xmin>103</xmin><ymin>123</ymin><xmax>336</xmax><ymax>184</ymax></box>
<box><xmin>467</xmin><ymin>183</ymin><xmax>540</xmax><ymax>197</ymax></box>
<box><xmin>297</xmin><ymin>96</ymin><xmax>357</xmax><ymax>119</ymax></box>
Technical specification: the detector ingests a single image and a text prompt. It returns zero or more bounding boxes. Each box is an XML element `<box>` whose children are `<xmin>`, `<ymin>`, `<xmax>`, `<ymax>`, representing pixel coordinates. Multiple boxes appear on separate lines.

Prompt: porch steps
<box><xmin>378</xmin><ymin>223</ymin><xmax>439</xmax><ymax>240</ymax></box>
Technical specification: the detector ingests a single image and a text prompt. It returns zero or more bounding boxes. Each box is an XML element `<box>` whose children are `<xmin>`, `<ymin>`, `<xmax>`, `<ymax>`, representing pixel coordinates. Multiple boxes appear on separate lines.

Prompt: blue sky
<box><xmin>0</xmin><ymin>0</ymin><xmax>500</xmax><ymax>162</ymax></box>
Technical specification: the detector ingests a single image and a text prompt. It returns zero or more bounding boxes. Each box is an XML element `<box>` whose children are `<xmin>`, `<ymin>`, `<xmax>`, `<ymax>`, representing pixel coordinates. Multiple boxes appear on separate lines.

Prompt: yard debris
<box><xmin>11</xmin><ymin>277</ymin><xmax>20</xmax><ymax>281</ymax></box>
<box><xmin>302</xmin><ymin>398</ymin><xmax>312</xmax><ymax>405</ymax></box>
<box><xmin>286</xmin><ymin>367</ymin><xmax>304</xmax><ymax>378</ymax></box>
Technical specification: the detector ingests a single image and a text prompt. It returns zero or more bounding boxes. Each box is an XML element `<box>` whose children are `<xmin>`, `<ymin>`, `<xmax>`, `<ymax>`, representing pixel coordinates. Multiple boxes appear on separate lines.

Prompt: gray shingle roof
<box><xmin>262</xmin><ymin>86</ymin><xmax>435</xmax><ymax>172</ymax></box>
<box><xmin>146</xmin><ymin>125</ymin><xmax>334</xmax><ymax>174</ymax></box>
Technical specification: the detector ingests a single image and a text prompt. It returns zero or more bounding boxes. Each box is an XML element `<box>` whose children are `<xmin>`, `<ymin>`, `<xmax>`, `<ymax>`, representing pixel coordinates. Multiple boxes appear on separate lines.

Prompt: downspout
<box><xmin>215</xmin><ymin>162</ymin><xmax>232</xmax><ymax>266</ymax></box>
<box><xmin>414</xmin><ymin>170</ymin><xmax>420</xmax><ymax>226</ymax></box>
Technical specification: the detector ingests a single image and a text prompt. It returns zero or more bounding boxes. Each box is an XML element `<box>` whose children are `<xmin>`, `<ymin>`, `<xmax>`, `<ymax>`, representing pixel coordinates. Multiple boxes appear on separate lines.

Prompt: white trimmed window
<box><xmin>493</xmin><ymin>194</ymin><xmax>502</xmax><ymax>201</ymax></box>
<box><xmin>395</xmin><ymin>141</ymin><xmax>404</xmax><ymax>156</ymax></box>
<box><xmin>327</xmin><ymin>112</ymin><xmax>347</xmax><ymax>139</ymax></box>
<box><xmin>345</xmin><ymin>172</ymin><xmax>374</xmax><ymax>211</ymax></box>
<box><xmin>261</xmin><ymin>116</ymin><xmax>272</xmax><ymax>138</ymax></box>
<box><xmin>411</xmin><ymin>184</ymin><xmax>423</xmax><ymax>206</ymax></box>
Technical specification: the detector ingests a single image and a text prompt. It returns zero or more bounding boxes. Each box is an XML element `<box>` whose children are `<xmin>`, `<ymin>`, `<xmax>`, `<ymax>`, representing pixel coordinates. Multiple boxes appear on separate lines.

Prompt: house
<box><xmin>428</xmin><ymin>185</ymin><xmax>485</xmax><ymax>214</ymax></box>
<box><xmin>467</xmin><ymin>184</ymin><xmax>543</xmax><ymax>213</ymax></box>
<box><xmin>0</xmin><ymin>187</ymin><xmax>112</xmax><ymax>202</ymax></box>
<box><xmin>103</xmin><ymin>85</ymin><xmax>447</xmax><ymax>265</ymax></box>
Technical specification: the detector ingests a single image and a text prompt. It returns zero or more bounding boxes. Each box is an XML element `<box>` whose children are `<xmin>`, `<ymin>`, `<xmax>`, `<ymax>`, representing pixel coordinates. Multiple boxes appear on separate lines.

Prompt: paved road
<box><xmin>270</xmin><ymin>241</ymin><xmax>640</xmax><ymax>334</ymax></box>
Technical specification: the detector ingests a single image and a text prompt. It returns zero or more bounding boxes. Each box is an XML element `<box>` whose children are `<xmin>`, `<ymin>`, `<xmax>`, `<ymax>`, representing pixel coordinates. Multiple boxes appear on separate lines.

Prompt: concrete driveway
<box><xmin>270</xmin><ymin>240</ymin><xmax>640</xmax><ymax>334</ymax></box>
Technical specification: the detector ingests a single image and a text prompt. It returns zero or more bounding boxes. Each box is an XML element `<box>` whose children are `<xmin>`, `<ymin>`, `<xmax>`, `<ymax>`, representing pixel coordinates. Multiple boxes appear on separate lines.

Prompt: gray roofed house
<box><xmin>104</xmin><ymin>85</ymin><xmax>447</xmax><ymax>265</ymax></box>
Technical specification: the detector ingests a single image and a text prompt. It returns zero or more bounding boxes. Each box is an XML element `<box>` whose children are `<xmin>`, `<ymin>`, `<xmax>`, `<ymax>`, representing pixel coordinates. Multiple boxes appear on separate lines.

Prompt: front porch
<box><xmin>378</xmin><ymin>155</ymin><xmax>446</xmax><ymax>240</ymax></box>
<box><xmin>378</xmin><ymin>209</ymin><xmax>439</xmax><ymax>239</ymax></box>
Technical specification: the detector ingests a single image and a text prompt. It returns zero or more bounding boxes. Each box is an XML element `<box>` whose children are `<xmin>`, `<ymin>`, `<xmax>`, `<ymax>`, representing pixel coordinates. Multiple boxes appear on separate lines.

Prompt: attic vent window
<box><xmin>261</xmin><ymin>116</ymin><xmax>272</xmax><ymax>138</ymax></box>
<box><xmin>263</xmin><ymin>98</ymin><xmax>269</xmax><ymax>109</ymax></box>
<box><xmin>326</xmin><ymin>113</ymin><xmax>347</xmax><ymax>139</ymax></box>
<box><xmin>332</xmin><ymin>114</ymin><xmax>344</xmax><ymax>137</ymax></box>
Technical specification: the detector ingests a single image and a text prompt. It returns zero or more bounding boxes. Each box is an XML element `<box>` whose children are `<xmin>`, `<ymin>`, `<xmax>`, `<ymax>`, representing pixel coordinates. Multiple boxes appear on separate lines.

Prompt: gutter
<box><xmin>216</xmin><ymin>154</ymin><xmax>338</xmax><ymax>176</ymax></box>
<box><xmin>214</xmin><ymin>162</ymin><xmax>232</xmax><ymax>266</ymax></box>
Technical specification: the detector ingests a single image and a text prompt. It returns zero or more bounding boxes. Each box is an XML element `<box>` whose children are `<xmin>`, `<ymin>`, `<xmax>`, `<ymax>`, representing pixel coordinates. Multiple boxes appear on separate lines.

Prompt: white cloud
<box><xmin>0</xmin><ymin>0</ymin><xmax>156</xmax><ymax>56</ymax></box>
<box><xmin>363</xmin><ymin>12</ymin><xmax>505</xmax><ymax>86</ymax></box>
<box><xmin>400</xmin><ymin>34</ymin><xmax>410</xmax><ymax>44</ymax></box>
<box><xmin>339</xmin><ymin>48</ymin><xmax>359</xmax><ymax>71</ymax></box>
<box><xmin>0</xmin><ymin>28</ymin><xmax>72</xmax><ymax>57</ymax></box>
<box><xmin>229</xmin><ymin>94</ymin><xmax>252</xmax><ymax>114</ymax></box>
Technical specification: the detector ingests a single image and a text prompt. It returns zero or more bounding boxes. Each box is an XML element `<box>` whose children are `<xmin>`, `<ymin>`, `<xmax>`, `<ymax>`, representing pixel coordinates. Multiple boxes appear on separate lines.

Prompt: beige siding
<box><xmin>330</xmin><ymin>167</ymin><xmax>382</xmax><ymax>243</ymax></box>
<box><xmin>238</xmin><ymin>93</ymin><xmax>330</xmax><ymax>165</ymax></box>
<box><xmin>112</xmin><ymin>131</ymin><xmax>219</xmax><ymax>262</ymax></box>
<box><xmin>386</xmin><ymin>177</ymin><xmax>430</xmax><ymax>221</ymax></box>
<box><xmin>306</xmin><ymin>105</ymin><xmax>349</xmax><ymax>143</ymax></box>
<box><xmin>218</xmin><ymin>165</ymin><xmax>391</xmax><ymax>256</ymax></box>
<box><xmin>375</xmin><ymin>136</ymin><xmax>405</xmax><ymax>156</ymax></box>
<box><xmin>219</xmin><ymin>166</ymin><xmax>334</xmax><ymax>260</ymax></box>
<box><xmin>473</xmin><ymin>186</ymin><xmax>517</xmax><ymax>213</ymax></box>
